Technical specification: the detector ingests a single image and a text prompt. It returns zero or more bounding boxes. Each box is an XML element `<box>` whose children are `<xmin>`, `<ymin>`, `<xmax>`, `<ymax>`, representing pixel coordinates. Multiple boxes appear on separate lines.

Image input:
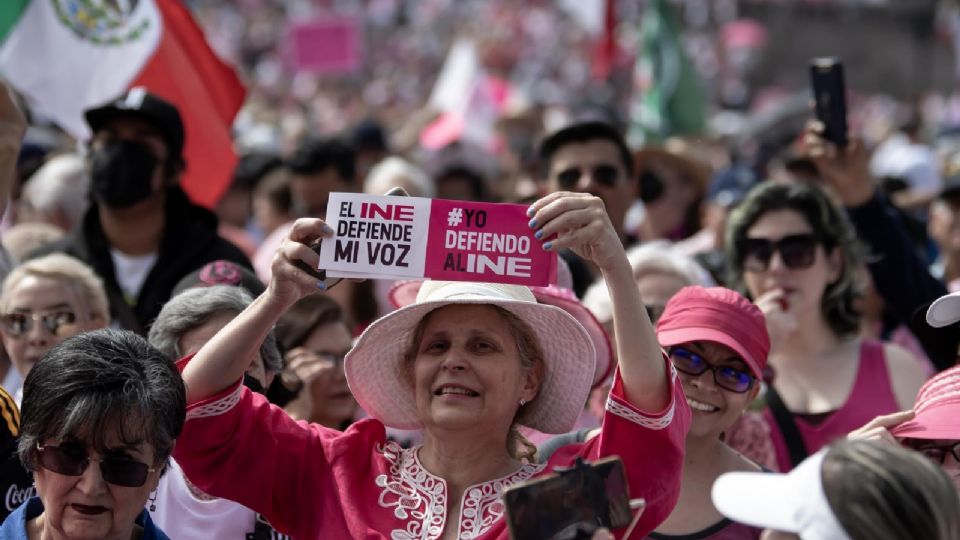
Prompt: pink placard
<box><xmin>287</xmin><ymin>17</ymin><xmax>362</xmax><ymax>74</ymax></box>
<box><xmin>424</xmin><ymin>199</ymin><xmax>557</xmax><ymax>286</ymax></box>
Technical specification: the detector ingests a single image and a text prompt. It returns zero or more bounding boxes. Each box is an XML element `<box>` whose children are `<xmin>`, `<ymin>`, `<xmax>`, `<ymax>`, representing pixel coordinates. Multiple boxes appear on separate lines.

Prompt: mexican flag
<box><xmin>0</xmin><ymin>0</ymin><xmax>245</xmax><ymax>208</ymax></box>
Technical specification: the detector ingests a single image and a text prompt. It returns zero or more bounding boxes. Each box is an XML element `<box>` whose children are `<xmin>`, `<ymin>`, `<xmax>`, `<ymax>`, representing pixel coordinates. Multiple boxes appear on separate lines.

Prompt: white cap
<box><xmin>711</xmin><ymin>449</ymin><xmax>851</xmax><ymax>540</ymax></box>
<box><xmin>926</xmin><ymin>290</ymin><xmax>960</xmax><ymax>328</ymax></box>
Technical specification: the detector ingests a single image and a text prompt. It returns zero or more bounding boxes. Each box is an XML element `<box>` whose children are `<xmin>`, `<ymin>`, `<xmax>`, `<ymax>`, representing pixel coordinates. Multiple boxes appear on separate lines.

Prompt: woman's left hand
<box><xmin>527</xmin><ymin>192</ymin><xmax>625</xmax><ymax>274</ymax></box>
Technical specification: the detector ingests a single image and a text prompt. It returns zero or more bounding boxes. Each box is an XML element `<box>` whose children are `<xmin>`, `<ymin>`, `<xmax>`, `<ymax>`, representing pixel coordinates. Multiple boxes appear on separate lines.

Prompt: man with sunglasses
<box><xmin>538</xmin><ymin>121</ymin><xmax>636</xmax><ymax>295</ymax></box>
<box><xmin>0</xmin><ymin>329</ymin><xmax>183</xmax><ymax>539</ymax></box>
<box><xmin>539</xmin><ymin>121</ymin><xmax>635</xmax><ymax>244</ymax></box>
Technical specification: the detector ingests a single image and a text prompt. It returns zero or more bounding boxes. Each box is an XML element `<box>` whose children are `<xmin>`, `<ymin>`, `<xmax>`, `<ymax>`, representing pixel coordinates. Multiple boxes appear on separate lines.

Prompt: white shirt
<box><xmin>109</xmin><ymin>249</ymin><xmax>158</xmax><ymax>302</ymax></box>
<box><xmin>149</xmin><ymin>459</ymin><xmax>289</xmax><ymax>540</ymax></box>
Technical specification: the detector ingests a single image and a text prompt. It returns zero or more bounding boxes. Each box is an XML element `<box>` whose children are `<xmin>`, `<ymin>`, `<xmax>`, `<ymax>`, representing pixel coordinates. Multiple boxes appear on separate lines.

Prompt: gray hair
<box><xmin>148</xmin><ymin>285</ymin><xmax>282</xmax><ymax>373</ymax></box>
<box><xmin>2</xmin><ymin>253</ymin><xmax>110</xmax><ymax>324</ymax></box>
<box><xmin>19</xmin><ymin>329</ymin><xmax>185</xmax><ymax>469</ymax></box>
<box><xmin>363</xmin><ymin>156</ymin><xmax>434</xmax><ymax>198</ymax></box>
<box><xmin>822</xmin><ymin>440</ymin><xmax>960</xmax><ymax>540</ymax></box>
<box><xmin>583</xmin><ymin>241</ymin><xmax>711</xmax><ymax>323</ymax></box>
<box><xmin>22</xmin><ymin>153</ymin><xmax>90</xmax><ymax>231</ymax></box>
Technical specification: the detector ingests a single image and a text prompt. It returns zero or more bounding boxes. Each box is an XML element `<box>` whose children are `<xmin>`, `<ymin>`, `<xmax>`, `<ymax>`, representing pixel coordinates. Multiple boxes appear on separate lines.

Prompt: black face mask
<box><xmin>89</xmin><ymin>140</ymin><xmax>159</xmax><ymax>208</ymax></box>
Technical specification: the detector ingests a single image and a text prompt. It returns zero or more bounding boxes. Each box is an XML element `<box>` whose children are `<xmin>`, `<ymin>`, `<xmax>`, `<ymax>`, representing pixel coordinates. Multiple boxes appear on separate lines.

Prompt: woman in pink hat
<box><xmin>170</xmin><ymin>192</ymin><xmax>690</xmax><ymax>539</ymax></box>
<box><xmin>850</xmin><ymin>364</ymin><xmax>960</xmax><ymax>493</ymax></box>
<box><xmin>726</xmin><ymin>181</ymin><xmax>927</xmax><ymax>471</ymax></box>
<box><xmin>646</xmin><ymin>286</ymin><xmax>769</xmax><ymax>540</ymax></box>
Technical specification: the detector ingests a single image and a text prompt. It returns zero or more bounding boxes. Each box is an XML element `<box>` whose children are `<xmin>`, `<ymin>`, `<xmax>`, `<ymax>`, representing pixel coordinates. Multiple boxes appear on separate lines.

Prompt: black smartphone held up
<box><xmin>503</xmin><ymin>456</ymin><xmax>641</xmax><ymax>540</ymax></box>
<box><xmin>810</xmin><ymin>57</ymin><xmax>848</xmax><ymax>148</ymax></box>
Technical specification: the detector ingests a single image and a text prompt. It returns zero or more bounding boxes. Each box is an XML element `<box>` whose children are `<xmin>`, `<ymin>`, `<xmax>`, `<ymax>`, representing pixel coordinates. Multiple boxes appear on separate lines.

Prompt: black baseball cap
<box><xmin>84</xmin><ymin>87</ymin><xmax>185</xmax><ymax>159</ymax></box>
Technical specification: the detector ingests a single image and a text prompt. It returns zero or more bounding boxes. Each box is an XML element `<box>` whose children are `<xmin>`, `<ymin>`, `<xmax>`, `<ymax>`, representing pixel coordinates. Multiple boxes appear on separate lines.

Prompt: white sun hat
<box><xmin>711</xmin><ymin>449</ymin><xmax>851</xmax><ymax>540</ymax></box>
<box><xmin>926</xmin><ymin>290</ymin><xmax>960</xmax><ymax>328</ymax></box>
<box><xmin>344</xmin><ymin>280</ymin><xmax>596</xmax><ymax>434</ymax></box>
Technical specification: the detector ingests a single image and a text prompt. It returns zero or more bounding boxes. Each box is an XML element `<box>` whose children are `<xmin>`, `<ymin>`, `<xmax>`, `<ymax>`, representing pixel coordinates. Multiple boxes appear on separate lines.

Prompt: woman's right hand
<box><xmin>281</xmin><ymin>347</ymin><xmax>338</xmax><ymax>421</ymax></box>
<box><xmin>268</xmin><ymin>218</ymin><xmax>334</xmax><ymax>307</ymax></box>
<box><xmin>847</xmin><ymin>410</ymin><xmax>915</xmax><ymax>445</ymax></box>
<box><xmin>753</xmin><ymin>289</ymin><xmax>797</xmax><ymax>353</ymax></box>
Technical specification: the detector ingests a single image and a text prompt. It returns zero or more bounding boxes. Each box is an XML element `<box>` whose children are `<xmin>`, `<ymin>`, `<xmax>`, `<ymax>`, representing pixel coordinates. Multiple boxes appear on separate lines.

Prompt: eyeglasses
<box><xmin>0</xmin><ymin>311</ymin><xmax>78</xmax><ymax>338</ymax></box>
<box><xmin>555</xmin><ymin>165</ymin><xmax>621</xmax><ymax>189</ymax></box>
<box><xmin>738</xmin><ymin>234</ymin><xmax>822</xmax><ymax>273</ymax></box>
<box><xmin>36</xmin><ymin>442</ymin><xmax>157</xmax><ymax>488</ymax></box>
<box><xmin>669</xmin><ymin>347</ymin><xmax>756</xmax><ymax>393</ymax></box>
<box><xmin>910</xmin><ymin>441</ymin><xmax>960</xmax><ymax>465</ymax></box>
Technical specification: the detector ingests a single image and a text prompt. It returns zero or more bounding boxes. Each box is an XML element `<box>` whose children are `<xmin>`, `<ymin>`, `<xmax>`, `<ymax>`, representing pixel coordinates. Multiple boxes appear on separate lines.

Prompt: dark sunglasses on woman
<box><xmin>555</xmin><ymin>164</ymin><xmax>620</xmax><ymax>189</ymax></box>
<box><xmin>738</xmin><ymin>233</ymin><xmax>822</xmax><ymax>273</ymax></box>
<box><xmin>669</xmin><ymin>347</ymin><xmax>756</xmax><ymax>393</ymax></box>
<box><xmin>36</xmin><ymin>442</ymin><xmax>157</xmax><ymax>487</ymax></box>
<box><xmin>0</xmin><ymin>311</ymin><xmax>78</xmax><ymax>338</ymax></box>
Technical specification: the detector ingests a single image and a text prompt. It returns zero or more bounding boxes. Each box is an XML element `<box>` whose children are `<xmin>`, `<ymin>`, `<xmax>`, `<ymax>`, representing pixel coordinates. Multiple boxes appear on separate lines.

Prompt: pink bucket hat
<box><xmin>892</xmin><ymin>364</ymin><xmax>960</xmax><ymax>441</ymax></box>
<box><xmin>389</xmin><ymin>280</ymin><xmax>614</xmax><ymax>388</ymax></box>
<box><xmin>345</xmin><ymin>281</ymin><xmax>596</xmax><ymax>434</ymax></box>
<box><xmin>655</xmin><ymin>286</ymin><xmax>770</xmax><ymax>380</ymax></box>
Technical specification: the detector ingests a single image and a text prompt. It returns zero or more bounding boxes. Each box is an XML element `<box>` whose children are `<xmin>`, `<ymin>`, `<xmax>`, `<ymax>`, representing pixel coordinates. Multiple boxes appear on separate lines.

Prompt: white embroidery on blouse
<box><xmin>604</xmin><ymin>364</ymin><xmax>678</xmax><ymax>431</ymax></box>
<box><xmin>375</xmin><ymin>442</ymin><xmax>545</xmax><ymax>540</ymax></box>
<box><xmin>185</xmin><ymin>384</ymin><xmax>242</xmax><ymax>420</ymax></box>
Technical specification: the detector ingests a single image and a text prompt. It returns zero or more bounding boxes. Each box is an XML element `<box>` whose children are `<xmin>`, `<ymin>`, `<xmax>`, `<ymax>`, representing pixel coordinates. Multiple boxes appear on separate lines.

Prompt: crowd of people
<box><xmin>2</xmin><ymin>2</ymin><xmax>960</xmax><ymax>540</ymax></box>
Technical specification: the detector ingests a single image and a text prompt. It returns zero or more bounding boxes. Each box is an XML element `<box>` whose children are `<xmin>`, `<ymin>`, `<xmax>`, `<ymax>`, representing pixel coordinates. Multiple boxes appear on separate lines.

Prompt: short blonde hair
<box><xmin>1</xmin><ymin>254</ymin><xmax>110</xmax><ymax>323</ymax></box>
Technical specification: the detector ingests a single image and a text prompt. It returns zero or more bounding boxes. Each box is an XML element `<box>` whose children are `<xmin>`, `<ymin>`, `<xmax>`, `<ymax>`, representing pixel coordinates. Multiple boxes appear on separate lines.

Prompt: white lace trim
<box><xmin>604</xmin><ymin>364</ymin><xmax>678</xmax><ymax>431</ymax></box>
<box><xmin>185</xmin><ymin>384</ymin><xmax>243</xmax><ymax>420</ymax></box>
<box><xmin>375</xmin><ymin>441</ymin><xmax>546</xmax><ymax>539</ymax></box>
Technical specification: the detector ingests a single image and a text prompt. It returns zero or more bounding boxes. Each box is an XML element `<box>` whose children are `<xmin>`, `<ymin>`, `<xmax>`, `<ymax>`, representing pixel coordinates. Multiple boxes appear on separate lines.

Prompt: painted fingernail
<box><xmin>526</xmin><ymin>206</ymin><xmax>535</xmax><ymax>217</ymax></box>
<box><xmin>543</xmin><ymin>241</ymin><xmax>553</xmax><ymax>251</ymax></box>
<box><xmin>322</xmin><ymin>224</ymin><xmax>334</xmax><ymax>235</ymax></box>
<box><xmin>534</xmin><ymin>229</ymin><xmax>543</xmax><ymax>240</ymax></box>
<box><xmin>317</xmin><ymin>281</ymin><xmax>327</xmax><ymax>291</ymax></box>
<box><xmin>528</xmin><ymin>218</ymin><xmax>537</xmax><ymax>229</ymax></box>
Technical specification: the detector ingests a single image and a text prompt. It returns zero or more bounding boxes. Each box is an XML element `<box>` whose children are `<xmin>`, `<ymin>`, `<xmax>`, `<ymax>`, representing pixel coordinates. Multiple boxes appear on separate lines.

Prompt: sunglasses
<box><xmin>555</xmin><ymin>165</ymin><xmax>621</xmax><ymax>189</ymax></box>
<box><xmin>36</xmin><ymin>442</ymin><xmax>157</xmax><ymax>488</ymax></box>
<box><xmin>738</xmin><ymin>234</ymin><xmax>822</xmax><ymax>273</ymax></box>
<box><xmin>669</xmin><ymin>347</ymin><xmax>756</xmax><ymax>393</ymax></box>
<box><xmin>0</xmin><ymin>311</ymin><xmax>78</xmax><ymax>338</ymax></box>
<box><xmin>910</xmin><ymin>441</ymin><xmax>960</xmax><ymax>465</ymax></box>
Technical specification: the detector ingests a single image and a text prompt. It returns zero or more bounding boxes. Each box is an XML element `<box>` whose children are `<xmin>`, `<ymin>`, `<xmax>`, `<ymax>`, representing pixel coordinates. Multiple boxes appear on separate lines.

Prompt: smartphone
<box><xmin>810</xmin><ymin>57</ymin><xmax>848</xmax><ymax>147</ymax></box>
<box><xmin>503</xmin><ymin>456</ymin><xmax>639</xmax><ymax>540</ymax></box>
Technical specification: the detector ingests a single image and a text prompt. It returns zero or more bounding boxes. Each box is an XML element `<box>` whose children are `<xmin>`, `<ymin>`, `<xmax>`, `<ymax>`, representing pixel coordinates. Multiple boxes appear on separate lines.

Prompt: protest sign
<box><xmin>286</xmin><ymin>17</ymin><xmax>362</xmax><ymax>75</ymax></box>
<box><xmin>318</xmin><ymin>193</ymin><xmax>557</xmax><ymax>287</ymax></box>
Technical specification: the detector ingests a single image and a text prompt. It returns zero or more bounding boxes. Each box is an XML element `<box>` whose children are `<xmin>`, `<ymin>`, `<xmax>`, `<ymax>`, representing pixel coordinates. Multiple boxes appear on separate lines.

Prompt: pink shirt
<box><xmin>764</xmin><ymin>340</ymin><xmax>900</xmax><ymax>471</ymax></box>
<box><xmin>173</xmin><ymin>360</ymin><xmax>690</xmax><ymax>539</ymax></box>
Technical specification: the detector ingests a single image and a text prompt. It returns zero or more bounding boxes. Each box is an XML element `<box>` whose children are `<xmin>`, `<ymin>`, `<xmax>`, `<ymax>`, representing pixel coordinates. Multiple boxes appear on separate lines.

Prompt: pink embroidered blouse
<box><xmin>172</xmin><ymin>359</ymin><xmax>690</xmax><ymax>539</ymax></box>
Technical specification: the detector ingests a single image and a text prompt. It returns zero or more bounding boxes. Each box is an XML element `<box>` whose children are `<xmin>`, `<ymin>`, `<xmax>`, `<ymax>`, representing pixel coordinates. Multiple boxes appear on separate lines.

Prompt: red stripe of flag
<box><xmin>132</xmin><ymin>0</ymin><xmax>245</xmax><ymax>208</ymax></box>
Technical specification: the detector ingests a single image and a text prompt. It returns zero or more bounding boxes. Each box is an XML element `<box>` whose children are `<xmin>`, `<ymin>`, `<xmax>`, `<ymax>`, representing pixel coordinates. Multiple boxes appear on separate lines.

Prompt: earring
<box><xmin>148</xmin><ymin>489</ymin><xmax>158</xmax><ymax>512</ymax></box>
<box><xmin>519</xmin><ymin>399</ymin><xmax>526</xmax><ymax>407</ymax></box>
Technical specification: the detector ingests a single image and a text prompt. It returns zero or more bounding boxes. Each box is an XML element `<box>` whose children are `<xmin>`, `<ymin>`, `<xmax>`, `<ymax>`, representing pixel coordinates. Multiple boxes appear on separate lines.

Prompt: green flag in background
<box><xmin>629</xmin><ymin>0</ymin><xmax>706</xmax><ymax>147</ymax></box>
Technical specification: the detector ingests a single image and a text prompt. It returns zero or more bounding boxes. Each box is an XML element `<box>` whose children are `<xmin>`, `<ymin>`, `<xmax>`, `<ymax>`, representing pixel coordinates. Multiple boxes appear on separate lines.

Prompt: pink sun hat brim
<box><xmin>388</xmin><ymin>280</ymin><xmax>613</xmax><ymax>388</ymax></box>
<box><xmin>346</xmin><ymin>281</ymin><xmax>596</xmax><ymax>434</ymax></box>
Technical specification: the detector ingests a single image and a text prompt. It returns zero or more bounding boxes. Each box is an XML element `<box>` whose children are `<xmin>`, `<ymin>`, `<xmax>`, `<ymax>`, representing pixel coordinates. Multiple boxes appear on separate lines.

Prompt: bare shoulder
<box><xmin>882</xmin><ymin>343</ymin><xmax>929</xmax><ymax>410</ymax></box>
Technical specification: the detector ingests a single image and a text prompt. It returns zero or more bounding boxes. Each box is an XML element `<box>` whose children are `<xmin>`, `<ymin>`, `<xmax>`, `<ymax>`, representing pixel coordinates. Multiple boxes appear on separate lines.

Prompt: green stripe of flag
<box><xmin>0</xmin><ymin>0</ymin><xmax>30</xmax><ymax>44</ymax></box>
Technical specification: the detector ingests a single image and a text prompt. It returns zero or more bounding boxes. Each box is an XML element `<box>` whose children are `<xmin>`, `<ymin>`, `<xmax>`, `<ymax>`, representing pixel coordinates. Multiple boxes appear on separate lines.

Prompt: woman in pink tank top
<box><xmin>725</xmin><ymin>182</ymin><xmax>927</xmax><ymax>471</ymax></box>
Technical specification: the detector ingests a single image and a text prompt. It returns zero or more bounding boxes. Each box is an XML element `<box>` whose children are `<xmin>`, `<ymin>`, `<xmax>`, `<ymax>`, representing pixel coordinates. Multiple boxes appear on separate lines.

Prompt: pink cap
<box><xmin>892</xmin><ymin>364</ymin><xmax>960</xmax><ymax>440</ymax></box>
<box><xmin>656</xmin><ymin>286</ymin><xmax>770</xmax><ymax>380</ymax></box>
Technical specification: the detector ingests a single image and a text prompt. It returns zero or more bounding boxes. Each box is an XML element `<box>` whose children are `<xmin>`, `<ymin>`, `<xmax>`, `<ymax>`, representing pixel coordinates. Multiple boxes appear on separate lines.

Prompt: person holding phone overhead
<box><xmin>646</xmin><ymin>286</ymin><xmax>768</xmax><ymax>540</ymax></box>
<box><xmin>725</xmin><ymin>181</ymin><xmax>926</xmax><ymax>471</ymax></box>
<box><xmin>172</xmin><ymin>192</ymin><xmax>690</xmax><ymax>539</ymax></box>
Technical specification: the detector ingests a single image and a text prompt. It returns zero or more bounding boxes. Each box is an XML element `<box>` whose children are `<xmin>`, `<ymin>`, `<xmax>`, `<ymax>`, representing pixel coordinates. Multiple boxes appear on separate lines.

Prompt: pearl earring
<box><xmin>519</xmin><ymin>399</ymin><xmax>526</xmax><ymax>406</ymax></box>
